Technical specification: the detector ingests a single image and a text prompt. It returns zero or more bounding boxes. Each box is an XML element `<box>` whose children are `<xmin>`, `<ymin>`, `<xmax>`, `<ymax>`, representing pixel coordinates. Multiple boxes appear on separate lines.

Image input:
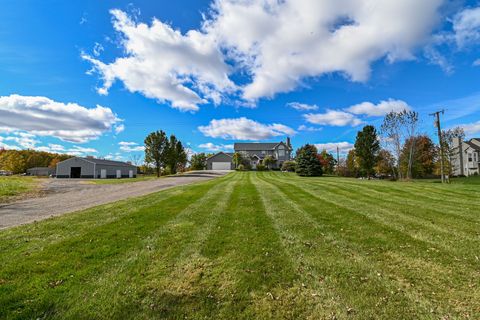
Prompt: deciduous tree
<box><xmin>144</xmin><ymin>130</ymin><xmax>168</xmax><ymax>177</ymax></box>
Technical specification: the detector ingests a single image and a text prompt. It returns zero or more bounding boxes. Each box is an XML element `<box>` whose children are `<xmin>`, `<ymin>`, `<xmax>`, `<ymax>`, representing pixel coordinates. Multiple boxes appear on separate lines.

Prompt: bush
<box><xmin>256</xmin><ymin>164</ymin><xmax>267</xmax><ymax>171</ymax></box>
<box><xmin>281</xmin><ymin>161</ymin><xmax>296</xmax><ymax>172</ymax></box>
<box><xmin>237</xmin><ymin>164</ymin><xmax>245</xmax><ymax>171</ymax></box>
<box><xmin>295</xmin><ymin>144</ymin><xmax>323</xmax><ymax>177</ymax></box>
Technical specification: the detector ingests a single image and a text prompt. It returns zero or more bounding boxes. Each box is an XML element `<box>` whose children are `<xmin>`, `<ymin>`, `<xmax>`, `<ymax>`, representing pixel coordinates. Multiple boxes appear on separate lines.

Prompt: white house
<box><xmin>451</xmin><ymin>137</ymin><xmax>480</xmax><ymax>176</ymax></box>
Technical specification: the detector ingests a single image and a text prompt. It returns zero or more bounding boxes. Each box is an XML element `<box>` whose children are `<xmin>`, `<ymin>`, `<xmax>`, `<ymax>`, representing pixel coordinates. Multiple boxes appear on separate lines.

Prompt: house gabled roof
<box><xmin>206</xmin><ymin>152</ymin><xmax>233</xmax><ymax>160</ymax></box>
<box><xmin>465</xmin><ymin>141</ymin><xmax>480</xmax><ymax>152</ymax></box>
<box><xmin>234</xmin><ymin>141</ymin><xmax>292</xmax><ymax>151</ymax></box>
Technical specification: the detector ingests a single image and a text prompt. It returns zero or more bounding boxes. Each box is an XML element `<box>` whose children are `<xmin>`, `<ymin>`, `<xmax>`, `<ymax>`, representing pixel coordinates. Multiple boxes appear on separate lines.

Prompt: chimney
<box><xmin>286</xmin><ymin>137</ymin><xmax>291</xmax><ymax>149</ymax></box>
<box><xmin>86</xmin><ymin>155</ymin><xmax>94</xmax><ymax>159</ymax></box>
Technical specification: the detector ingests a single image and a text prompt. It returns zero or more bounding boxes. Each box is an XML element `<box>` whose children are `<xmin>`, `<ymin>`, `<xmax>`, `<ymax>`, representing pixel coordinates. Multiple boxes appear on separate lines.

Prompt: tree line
<box><xmin>0</xmin><ymin>149</ymin><xmax>71</xmax><ymax>174</ymax></box>
<box><xmin>337</xmin><ymin>110</ymin><xmax>465</xmax><ymax>180</ymax></box>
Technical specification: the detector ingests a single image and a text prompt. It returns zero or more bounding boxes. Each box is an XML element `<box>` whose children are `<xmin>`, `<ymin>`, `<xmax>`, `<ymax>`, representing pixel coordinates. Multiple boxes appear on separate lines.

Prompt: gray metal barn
<box><xmin>26</xmin><ymin>167</ymin><xmax>55</xmax><ymax>176</ymax></box>
<box><xmin>56</xmin><ymin>157</ymin><xmax>137</xmax><ymax>179</ymax></box>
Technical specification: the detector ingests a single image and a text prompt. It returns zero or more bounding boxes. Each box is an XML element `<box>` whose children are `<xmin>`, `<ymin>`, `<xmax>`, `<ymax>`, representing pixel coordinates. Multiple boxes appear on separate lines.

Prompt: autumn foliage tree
<box><xmin>400</xmin><ymin>135</ymin><xmax>437</xmax><ymax>178</ymax></box>
<box><xmin>317</xmin><ymin>150</ymin><xmax>336</xmax><ymax>174</ymax></box>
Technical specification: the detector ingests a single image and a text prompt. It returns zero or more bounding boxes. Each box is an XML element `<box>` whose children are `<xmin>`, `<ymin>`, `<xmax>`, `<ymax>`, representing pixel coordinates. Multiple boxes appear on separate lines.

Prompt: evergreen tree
<box><xmin>354</xmin><ymin>125</ymin><xmax>380</xmax><ymax>178</ymax></box>
<box><xmin>295</xmin><ymin>144</ymin><xmax>323</xmax><ymax>177</ymax></box>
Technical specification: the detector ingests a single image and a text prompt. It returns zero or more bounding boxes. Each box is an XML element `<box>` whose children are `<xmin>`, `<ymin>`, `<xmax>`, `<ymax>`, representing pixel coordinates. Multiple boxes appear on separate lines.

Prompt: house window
<box><xmin>474</xmin><ymin>152</ymin><xmax>478</xmax><ymax>162</ymax></box>
<box><xmin>278</xmin><ymin>149</ymin><xmax>285</xmax><ymax>157</ymax></box>
<box><xmin>468</xmin><ymin>153</ymin><xmax>473</xmax><ymax>162</ymax></box>
<box><xmin>261</xmin><ymin>150</ymin><xmax>265</xmax><ymax>155</ymax></box>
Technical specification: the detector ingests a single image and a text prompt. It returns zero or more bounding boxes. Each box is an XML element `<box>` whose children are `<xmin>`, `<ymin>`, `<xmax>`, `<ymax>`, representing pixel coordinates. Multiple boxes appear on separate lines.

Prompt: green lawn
<box><xmin>89</xmin><ymin>175</ymin><xmax>161</xmax><ymax>185</ymax></box>
<box><xmin>0</xmin><ymin>176</ymin><xmax>38</xmax><ymax>202</ymax></box>
<box><xmin>1</xmin><ymin>172</ymin><xmax>479</xmax><ymax>319</ymax></box>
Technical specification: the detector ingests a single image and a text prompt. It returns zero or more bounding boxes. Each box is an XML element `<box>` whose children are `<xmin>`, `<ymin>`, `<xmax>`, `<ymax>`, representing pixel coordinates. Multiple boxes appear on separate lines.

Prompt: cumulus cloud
<box><xmin>198</xmin><ymin>142</ymin><xmax>234</xmax><ymax>152</ymax></box>
<box><xmin>198</xmin><ymin>117</ymin><xmax>296</xmax><ymax>140</ymax></box>
<box><xmin>452</xmin><ymin>7</ymin><xmax>480</xmax><ymax>48</ymax></box>
<box><xmin>36</xmin><ymin>144</ymin><xmax>66</xmax><ymax>153</ymax></box>
<box><xmin>119</xmin><ymin>141</ymin><xmax>144</xmax><ymax>152</ymax></box>
<box><xmin>304</xmin><ymin>110</ymin><xmax>363</xmax><ymax>127</ymax></box>
<box><xmin>0</xmin><ymin>94</ymin><xmax>121</xmax><ymax>143</ymax></box>
<box><xmin>86</xmin><ymin>1</ymin><xmax>443</xmax><ymax>108</ymax></box>
<box><xmin>298</xmin><ymin>125</ymin><xmax>322</xmax><ymax>132</ymax></box>
<box><xmin>460</xmin><ymin>120</ymin><xmax>480</xmax><ymax>137</ymax></box>
<box><xmin>315</xmin><ymin>142</ymin><xmax>354</xmax><ymax>154</ymax></box>
<box><xmin>83</xmin><ymin>9</ymin><xmax>235</xmax><ymax>111</ymax></box>
<box><xmin>346</xmin><ymin>99</ymin><xmax>412</xmax><ymax>117</ymax></box>
<box><xmin>287</xmin><ymin>102</ymin><xmax>319</xmax><ymax>111</ymax></box>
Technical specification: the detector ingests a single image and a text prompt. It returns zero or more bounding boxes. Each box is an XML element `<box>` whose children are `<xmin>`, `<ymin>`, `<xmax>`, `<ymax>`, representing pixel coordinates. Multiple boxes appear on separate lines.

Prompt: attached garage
<box><xmin>56</xmin><ymin>157</ymin><xmax>137</xmax><ymax>179</ymax></box>
<box><xmin>206</xmin><ymin>152</ymin><xmax>234</xmax><ymax>170</ymax></box>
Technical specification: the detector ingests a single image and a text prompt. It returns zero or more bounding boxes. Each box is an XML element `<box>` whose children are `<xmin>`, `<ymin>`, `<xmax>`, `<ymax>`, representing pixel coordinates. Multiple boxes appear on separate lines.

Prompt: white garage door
<box><xmin>212</xmin><ymin>162</ymin><xmax>231</xmax><ymax>170</ymax></box>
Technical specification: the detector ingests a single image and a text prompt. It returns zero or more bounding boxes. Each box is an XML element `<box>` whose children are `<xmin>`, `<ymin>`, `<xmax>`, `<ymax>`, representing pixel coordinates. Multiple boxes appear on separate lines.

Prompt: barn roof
<box><xmin>79</xmin><ymin>157</ymin><xmax>136</xmax><ymax>167</ymax></box>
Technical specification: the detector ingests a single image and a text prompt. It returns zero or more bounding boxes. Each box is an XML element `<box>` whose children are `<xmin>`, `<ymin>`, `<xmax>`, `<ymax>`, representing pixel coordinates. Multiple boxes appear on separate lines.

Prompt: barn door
<box><xmin>116</xmin><ymin>170</ymin><xmax>121</xmax><ymax>179</ymax></box>
<box><xmin>100</xmin><ymin>169</ymin><xmax>107</xmax><ymax>179</ymax></box>
<box><xmin>129</xmin><ymin>170</ymin><xmax>133</xmax><ymax>178</ymax></box>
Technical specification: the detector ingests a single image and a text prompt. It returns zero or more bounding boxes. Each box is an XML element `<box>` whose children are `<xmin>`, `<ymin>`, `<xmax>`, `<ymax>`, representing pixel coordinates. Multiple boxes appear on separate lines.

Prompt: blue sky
<box><xmin>0</xmin><ymin>0</ymin><xmax>479</xmax><ymax>160</ymax></box>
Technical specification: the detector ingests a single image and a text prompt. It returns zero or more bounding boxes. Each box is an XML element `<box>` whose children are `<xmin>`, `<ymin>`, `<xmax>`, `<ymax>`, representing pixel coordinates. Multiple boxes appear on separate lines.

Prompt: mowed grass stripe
<box><xmin>0</xmin><ymin>174</ymin><xmax>235</xmax><ymax>319</ymax></box>
<box><xmin>183</xmin><ymin>172</ymin><xmax>298</xmax><ymax>319</ymax></box>
<box><xmin>253</xmin><ymin>172</ymin><xmax>434</xmax><ymax>319</ymax></box>
<box><xmin>57</xmin><ymin>173</ymin><xmax>242</xmax><ymax>319</ymax></box>
<box><xmin>258</xmin><ymin>172</ymin><xmax>479</xmax><ymax>318</ymax></box>
<box><xmin>267</xmin><ymin>173</ymin><xmax>480</xmax><ymax>253</ymax></box>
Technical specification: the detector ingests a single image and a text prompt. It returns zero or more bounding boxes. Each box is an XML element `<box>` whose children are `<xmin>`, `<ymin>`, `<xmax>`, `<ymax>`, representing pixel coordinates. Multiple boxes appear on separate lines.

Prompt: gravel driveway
<box><xmin>0</xmin><ymin>171</ymin><xmax>229</xmax><ymax>229</ymax></box>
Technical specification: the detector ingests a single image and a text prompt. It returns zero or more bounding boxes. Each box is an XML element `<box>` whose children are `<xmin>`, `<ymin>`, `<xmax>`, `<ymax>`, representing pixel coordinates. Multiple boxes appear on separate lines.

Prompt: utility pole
<box><xmin>336</xmin><ymin>145</ymin><xmax>340</xmax><ymax>175</ymax></box>
<box><xmin>430</xmin><ymin>110</ymin><xmax>445</xmax><ymax>183</ymax></box>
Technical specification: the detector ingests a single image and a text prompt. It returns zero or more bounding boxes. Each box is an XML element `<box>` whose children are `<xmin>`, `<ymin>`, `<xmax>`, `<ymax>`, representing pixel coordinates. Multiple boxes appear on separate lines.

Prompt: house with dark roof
<box><xmin>451</xmin><ymin>137</ymin><xmax>480</xmax><ymax>176</ymax></box>
<box><xmin>206</xmin><ymin>138</ymin><xmax>293</xmax><ymax>170</ymax></box>
<box><xmin>56</xmin><ymin>157</ymin><xmax>137</xmax><ymax>179</ymax></box>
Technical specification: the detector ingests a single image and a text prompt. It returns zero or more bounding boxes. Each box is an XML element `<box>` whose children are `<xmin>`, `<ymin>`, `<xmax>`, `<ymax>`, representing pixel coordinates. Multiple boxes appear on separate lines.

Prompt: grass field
<box><xmin>89</xmin><ymin>175</ymin><xmax>161</xmax><ymax>185</ymax></box>
<box><xmin>0</xmin><ymin>176</ymin><xmax>38</xmax><ymax>202</ymax></box>
<box><xmin>0</xmin><ymin>172</ymin><xmax>479</xmax><ymax>319</ymax></box>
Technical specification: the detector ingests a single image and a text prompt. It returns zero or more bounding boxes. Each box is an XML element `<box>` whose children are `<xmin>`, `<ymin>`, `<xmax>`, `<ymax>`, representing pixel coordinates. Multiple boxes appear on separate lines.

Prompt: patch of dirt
<box><xmin>0</xmin><ymin>171</ymin><xmax>228</xmax><ymax>229</ymax></box>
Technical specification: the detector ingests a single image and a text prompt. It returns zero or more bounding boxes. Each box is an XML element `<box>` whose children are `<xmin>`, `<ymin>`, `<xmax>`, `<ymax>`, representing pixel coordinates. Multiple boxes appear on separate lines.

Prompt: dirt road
<box><xmin>0</xmin><ymin>171</ymin><xmax>228</xmax><ymax>229</ymax></box>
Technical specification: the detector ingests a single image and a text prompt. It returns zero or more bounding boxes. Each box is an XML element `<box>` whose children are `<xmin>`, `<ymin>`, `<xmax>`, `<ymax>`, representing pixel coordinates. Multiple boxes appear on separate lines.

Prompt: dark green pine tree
<box><xmin>295</xmin><ymin>144</ymin><xmax>323</xmax><ymax>177</ymax></box>
<box><xmin>354</xmin><ymin>125</ymin><xmax>380</xmax><ymax>179</ymax></box>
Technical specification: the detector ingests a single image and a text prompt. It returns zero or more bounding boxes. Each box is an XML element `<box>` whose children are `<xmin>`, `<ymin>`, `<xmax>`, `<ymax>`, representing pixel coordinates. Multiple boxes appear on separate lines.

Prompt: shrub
<box><xmin>256</xmin><ymin>164</ymin><xmax>267</xmax><ymax>171</ymax></box>
<box><xmin>237</xmin><ymin>164</ymin><xmax>245</xmax><ymax>171</ymax></box>
<box><xmin>281</xmin><ymin>161</ymin><xmax>296</xmax><ymax>172</ymax></box>
<box><xmin>295</xmin><ymin>144</ymin><xmax>323</xmax><ymax>177</ymax></box>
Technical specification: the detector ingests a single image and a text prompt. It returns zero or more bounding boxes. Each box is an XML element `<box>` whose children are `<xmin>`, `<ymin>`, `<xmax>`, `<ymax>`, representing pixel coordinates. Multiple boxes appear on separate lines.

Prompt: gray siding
<box><xmin>56</xmin><ymin>157</ymin><xmax>137</xmax><ymax>178</ymax></box>
<box><xmin>206</xmin><ymin>153</ymin><xmax>233</xmax><ymax>170</ymax></box>
<box><xmin>56</xmin><ymin>158</ymin><xmax>94</xmax><ymax>178</ymax></box>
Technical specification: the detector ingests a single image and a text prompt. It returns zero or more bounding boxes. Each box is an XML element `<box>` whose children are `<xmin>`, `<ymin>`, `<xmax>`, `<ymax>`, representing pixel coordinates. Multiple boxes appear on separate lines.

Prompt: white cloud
<box><xmin>346</xmin><ymin>99</ymin><xmax>412</xmax><ymax>117</ymax></box>
<box><xmin>36</xmin><ymin>144</ymin><xmax>66</xmax><ymax>153</ymax></box>
<box><xmin>119</xmin><ymin>141</ymin><xmax>144</xmax><ymax>152</ymax></box>
<box><xmin>114</xmin><ymin>124</ymin><xmax>125</xmax><ymax>134</ymax></box>
<box><xmin>298</xmin><ymin>125</ymin><xmax>323</xmax><ymax>132</ymax></box>
<box><xmin>198</xmin><ymin>142</ymin><xmax>234</xmax><ymax>152</ymax></box>
<box><xmin>198</xmin><ymin>117</ymin><xmax>296</xmax><ymax>140</ymax></box>
<box><xmin>67</xmin><ymin>146</ymin><xmax>98</xmax><ymax>156</ymax></box>
<box><xmin>304</xmin><ymin>110</ymin><xmax>363</xmax><ymax>127</ymax></box>
<box><xmin>473</xmin><ymin>59</ymin><xmax>480</xmax><ymax>66</ymax></box>
<box><xmin>315</xmin><ymin>142</ymin><xmax>354</xmax><ymax>154</ymax></box>
<box><xmin>206</xmin><ymin>0</ymin><xmax>442</xmax><ymax>100</ymax></box>
<box><xmin>3</xmin><ymin>135</ymin><xmax>39</xmax><ymax>149</ymax></box>
<box><xmin>287</xmin><ymin>102</ymin><xmax>319</xmax><ymax>111</ymax></box>
<box><xmin>93</xmin><ymin>42</ymin><xmax>104</xmax><ymax>57</ymax></box>
<box><xmin>0</xmin><ymin>94</ymin><xmax>121</xmax><ymax>143</ymax></box>
<box><xmin>460</xmin><ymin>121</ymin><xmax>480</xmax><ymax>137</ymax></box>
<box><xmin>86</xmin><ymin>1</ymin><xmax>443</xmax><ymax>108</ymax></box>
<box><xmin>452</xmin><ymin>7</ymin><xmax>480</xmax><ymax>48</ymax></box>
<box><xmin>83</xmin><ymin>9</ymin><xmax>235</xmax><ymax>111</ymax></box>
